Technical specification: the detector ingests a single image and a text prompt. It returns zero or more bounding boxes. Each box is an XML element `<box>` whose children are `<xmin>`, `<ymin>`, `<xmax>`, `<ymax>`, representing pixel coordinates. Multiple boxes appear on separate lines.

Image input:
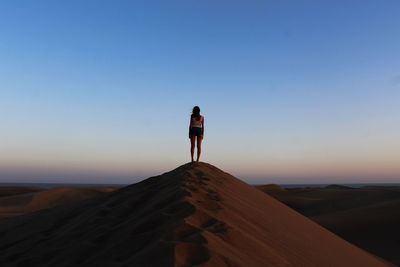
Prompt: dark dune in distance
<box><xmin>0</xmin><ymin>186</ymin><xmax>43</xmax><ymax>198</ymax></box>
<box><xmin>257</xmin><ymin>184</ymin><xmax>400</xmax><ymax>266</ymax></box>
<box><xmin>0</xmin><ymin>163</ymin><xmax>392</xmax><ymax>267</ymax></box>
<box><xmin>0</xmin><ymin>186</ymin><xmax>118</xmax><ymax>219</ymax></box>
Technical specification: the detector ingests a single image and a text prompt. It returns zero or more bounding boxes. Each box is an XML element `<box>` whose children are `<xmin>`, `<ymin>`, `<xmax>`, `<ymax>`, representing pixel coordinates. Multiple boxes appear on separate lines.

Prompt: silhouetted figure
<box><xmin>189</xmin><ymin>106</ymin><xmax>204</xmax><ymax>162</ymax></box>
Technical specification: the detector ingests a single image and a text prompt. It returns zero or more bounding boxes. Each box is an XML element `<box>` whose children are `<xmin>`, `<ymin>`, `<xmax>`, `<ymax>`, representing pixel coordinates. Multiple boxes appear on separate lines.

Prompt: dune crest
<box><xmin>0</xmin><ymin>163</ymin><xmax>392</xmax><ymax>266</ymax></box>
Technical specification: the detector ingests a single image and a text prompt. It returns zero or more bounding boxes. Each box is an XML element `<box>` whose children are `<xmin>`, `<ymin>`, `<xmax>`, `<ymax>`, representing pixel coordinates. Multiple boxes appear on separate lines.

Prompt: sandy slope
<box><xmin>0</xmin><ymin>186</ymin><xmax>43</xmax><ymax>198</ymax></box>
<box><xmin>0</xmin><ymin>187</ymin><xmax>114</xmax><ymax>219</ymax></box>
<box><xmin>0</xmin><ymin>163</ymin><xmax>392</xmax><ymax>266</ymax></box>
<box><xmin>257</xmin><ymin>184</ymin><xmax>400</xmax><ymax>265</ymax></box>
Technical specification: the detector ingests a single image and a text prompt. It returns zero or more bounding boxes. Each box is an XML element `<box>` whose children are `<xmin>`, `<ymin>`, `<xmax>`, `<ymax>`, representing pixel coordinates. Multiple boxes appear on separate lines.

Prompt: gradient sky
<box><xmin>1</xmin><ymin>0</ymin><xmax>400</xmax><ymax>184</ymax></box>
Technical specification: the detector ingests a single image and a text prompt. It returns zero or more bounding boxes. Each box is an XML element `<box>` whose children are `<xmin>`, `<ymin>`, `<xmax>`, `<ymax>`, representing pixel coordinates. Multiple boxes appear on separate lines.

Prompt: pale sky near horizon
<box><xmin>1</xmin><ymin>1</ymin><xmax>400</xmax><ymax>184</ymax></box>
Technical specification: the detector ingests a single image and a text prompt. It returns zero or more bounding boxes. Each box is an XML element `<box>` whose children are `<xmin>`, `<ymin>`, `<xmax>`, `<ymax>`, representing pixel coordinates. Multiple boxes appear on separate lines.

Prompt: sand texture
<box><xmin>0</xmin><ymin>163</ymin><xmax>392</xmax><ymax>266</ymax></box>
<box><xmin>258</xmin><ymin>184</ymin><xmax>400</xmax><ymax>266</ymax></box>
<box><xmin>0</xmin><ymin>187</ymin><xmax>115</xmax><ymax>219</ymax></box>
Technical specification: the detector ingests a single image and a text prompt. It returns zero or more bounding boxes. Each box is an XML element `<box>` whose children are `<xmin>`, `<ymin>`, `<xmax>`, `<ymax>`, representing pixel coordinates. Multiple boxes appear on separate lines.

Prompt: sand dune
<box><xmin>255</xmin><ymin>183</ymin><xmax>287</xmax><ymax>193</ymax></box>
<box><xmin>0</xmin><ymin>187</ymin><xmax>115</xmax><ymax>219</ymax></box>
<box><xmin>0</xmin><ymin>186</ymin><xmax>43</xmax><ymax>198</ymax></box>
<box><xmin>0</xmin><ymin>163</ymin><xmax>392</xmax><ymax>266</ymax></box>
<box><xmin>257</xmin><ymin>184</ymin><xmax>400</xmax><ymax>266</ymax></box>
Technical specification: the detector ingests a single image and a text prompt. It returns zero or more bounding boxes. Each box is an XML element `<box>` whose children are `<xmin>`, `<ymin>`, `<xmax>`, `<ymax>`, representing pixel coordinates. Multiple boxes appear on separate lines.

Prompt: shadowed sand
<box><xmin>0</xmin><ymin>187</ymin><xmax>116</xmax><ymax>219</ymax></box>
<box><xmin>257</xmin><ymin>184</ymin><xmax>400</xmax><ymax>266</ymax></box>
<box><xmin>0</xmin><ymin>163</ymin><xmax>393</xmax><ymax>266</ymax></box>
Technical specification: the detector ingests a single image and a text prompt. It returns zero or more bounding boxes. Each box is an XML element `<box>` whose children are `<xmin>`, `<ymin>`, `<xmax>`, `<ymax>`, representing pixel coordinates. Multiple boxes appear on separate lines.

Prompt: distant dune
<box><xmin>0</xmin><ymin>187</ymin><xmax>116</xmax><ymax>219</ymax></box>
<box><xmin>255</xmin><ymin>183</ymin><xmax>287</xmax><ymax>192</ymax></box>
<box><xmin>257</xmin><ymin>184</ymin><xmax>400</xmax><ymax>266</ymax></box>
<box><xmin>324</xmin><ymin>184</ymin><xmax>353</xmax><ymax>190</ymax></box>
<box><xmin>0</xmin><ymin>186</ymin><xmax>43</xmax><ymax>198</ymax></box>
<box><xmin>0</xmin><ymin>163</ymin><xmax>391</xmax><ymax>266</ymax></box>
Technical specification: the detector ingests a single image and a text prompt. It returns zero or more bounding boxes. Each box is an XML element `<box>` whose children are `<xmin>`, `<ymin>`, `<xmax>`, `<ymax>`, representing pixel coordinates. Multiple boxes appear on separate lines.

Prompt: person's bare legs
<box><xmin>190</xmin><ymin>136</ymin><xmax>196</xmax><ymax>162</ymax></box>
<box><xmin>196</xmin><ymin>136</ymin><xmax>203</xmax><ymax>162</ymax></box>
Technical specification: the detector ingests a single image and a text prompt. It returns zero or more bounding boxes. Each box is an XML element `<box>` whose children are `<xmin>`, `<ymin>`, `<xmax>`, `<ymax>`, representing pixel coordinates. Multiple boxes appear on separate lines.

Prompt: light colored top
<box><xmin>190</xmin><ymin>115</ymin><xmax>204</xmax><ymax>128</ymax></box>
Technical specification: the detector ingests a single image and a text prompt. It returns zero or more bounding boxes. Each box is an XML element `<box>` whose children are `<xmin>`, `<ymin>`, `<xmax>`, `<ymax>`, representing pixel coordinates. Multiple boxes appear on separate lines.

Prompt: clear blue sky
<box><xmin>1</xmin><ymin>0</ymin><xmax>399</xmax><ymax>184</ymax></box>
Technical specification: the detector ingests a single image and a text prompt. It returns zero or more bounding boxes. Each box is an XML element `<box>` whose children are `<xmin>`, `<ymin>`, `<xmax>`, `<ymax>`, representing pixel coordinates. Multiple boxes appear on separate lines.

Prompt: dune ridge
<box><xmin>0</xmin><ymin>163</ymin><xmax>392</xmax><ymax>266</ymax></box>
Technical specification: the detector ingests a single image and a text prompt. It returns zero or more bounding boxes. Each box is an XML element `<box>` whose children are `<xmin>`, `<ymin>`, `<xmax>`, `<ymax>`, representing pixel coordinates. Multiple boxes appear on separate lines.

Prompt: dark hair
<box><xmin>191</xmin><ymin>106</ymin><xmax>201</xmax><ymax>118</ymax></box>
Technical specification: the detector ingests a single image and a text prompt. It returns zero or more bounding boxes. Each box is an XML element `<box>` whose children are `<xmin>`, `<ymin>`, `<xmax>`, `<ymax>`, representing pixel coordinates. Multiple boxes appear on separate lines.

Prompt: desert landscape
<box><xmin>0</xmin><ymin>186</ymin><xmax>117</xmax><ymax>220</ymax></box>
<box><xmin>0</xmin><ymin>163</ymin><xmax>394</xmax><ymax>266</ymax></box>
<box><xmin>257</xmin><ymin>184</ymin><xmax>400</xmax><ymax>266</ymax></box>
<box><xmin>2</xmin><ymin>1</ymin><xmax>399</xmax><ymax>266</ymax></box>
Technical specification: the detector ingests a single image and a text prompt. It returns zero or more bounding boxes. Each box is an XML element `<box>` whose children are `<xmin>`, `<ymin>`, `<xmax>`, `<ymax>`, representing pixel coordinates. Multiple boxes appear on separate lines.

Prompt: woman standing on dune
<box><xmin>189</xmin><ymin>106</ymin><xmax>204</xmax><ymax>162</ymax></box>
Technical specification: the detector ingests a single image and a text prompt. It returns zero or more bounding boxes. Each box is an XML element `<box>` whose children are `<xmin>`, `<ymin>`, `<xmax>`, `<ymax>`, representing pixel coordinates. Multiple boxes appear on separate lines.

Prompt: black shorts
<box><xmin>189</xmin><ymin>127</ymin><xmax>202</xmax><ymax>137</ymax></box>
